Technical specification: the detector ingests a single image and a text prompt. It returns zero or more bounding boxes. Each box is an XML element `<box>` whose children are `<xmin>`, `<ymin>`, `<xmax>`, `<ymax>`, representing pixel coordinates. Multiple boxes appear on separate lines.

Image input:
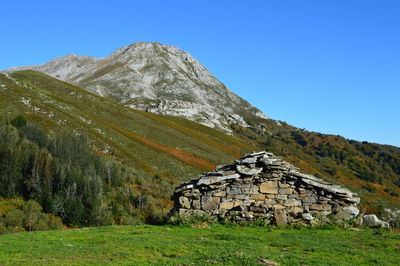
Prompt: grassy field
<box><xmin>0</xmin><ymin>225</ymin><xmax>399</xmax><ymax>265</ymax></box>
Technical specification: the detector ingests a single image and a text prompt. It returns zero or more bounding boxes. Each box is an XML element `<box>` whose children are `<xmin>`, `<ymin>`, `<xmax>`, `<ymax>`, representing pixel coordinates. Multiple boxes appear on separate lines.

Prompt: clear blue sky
<box><xmin>1</xmin><ymin>0</ymin><xmax>399</xmax><ymax>146</ymax></box>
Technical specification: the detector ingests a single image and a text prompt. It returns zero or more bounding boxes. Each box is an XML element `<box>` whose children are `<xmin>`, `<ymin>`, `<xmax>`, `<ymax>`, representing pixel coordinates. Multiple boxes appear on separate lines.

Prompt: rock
<box><xmin>233</xmin><ymin>201</ymin><xmax>242</xmax><ymax>207</ymax></box>
<box><xmin>237</xmin><ymin>157</ymin><xmax>258</xmax><ymax>165</ymax></box>
<box><xmin>278</xmin><ymin>183</ymin><xmax>291</xmax><ymax>188</ymax></box>
<box><xmin>179</xmin><ymin>196</ymin><xmax>191</xmax><ymax>209</ymax></box>
<box><xmin>259</xmin><ymin>157</ymin><xmax>281</xmax><ymax>165</ymax></box>
<box><xmin>363</xmin><ymin>214</ymin><xmax>390</xmax><ymax>228</ymax></box>
<box><xmin>274</xmin><ymin>209</ymin><xmax>288</xmax><ymax>225</ymax></box>
<box><xmin>233</xmin><ymin>194</ymin><xmax>248</xmax><ymax>200</ymax></box>
<box><xmin>285</xmin><ymin>199</ymin><xmax>301</xmax><ymax>207</ymax></box>
<box><xmin>287</xmin><ymin>207</ymin><xmax>303</xmax><ymax>214</ymax></box>
<box><xmin>278</xmin><ymin>188</ymin><xmax>293</xmax><ymax>195</ymax></box>
<box><xmin>197</xmin><ymin>173</ymin><xmax>240</xmax><ymax>186</ymax></box>
<box><xmin>310</xmin><ymin>204</ymin><xmax>331</xmax><ymax>211</ymax></box>
<box><xmin>251</xmin><ymin>194</ymin><xmax>265</xmax><ymax>200</ymax></box>
<box><xmin>260</xmin><ymin>181</ymin><xmax>278</xmax><ymax>194</ymax></box>
<box><xmin>250</xmin><ymin>206</ymin><xmax>266</xmax><ymax>212</ymax></box>
<box><xmin>175</xmin><ymin>183</ymin><xmax>194</xmax><ymax>193</ymax></box>
<box><xmin>302</xmin><ymin>197</ymin><xmax>317</xmax><ymax>204</ymax></box>
<box><xmin>192</xmin><ymin>199</ymin><xmax>201</xmax><ymax>209</ymax></box>
<box><xmin>276</xmin><ymin>194</ymin><xmax>288</xmax><ymax>200</ymax></box>
<box><xmin>343</xmin><ymin>197</ymin><xmax>361</xmax><ymax>204</ymax></box>
<box><xmin>227</xmin><ymin>188</ymin><xmax>242</xmax><ymax>195</ymax></box>
<box><xmin>244</xmin><ymin>151</ymin><xmax>267</xmax><ymax>158</ymax></box>
<box><xmin>274</xmin><ymin>204</ymin><xmax>285</xmax><ymax>210</ymax></box>
<box><xmin>236</xmin><ymin>165</ymin><xmax>263</xmax><ymax>175</ymax></box>
<box><xmin>302</xmin><ymin>213</ymin><xmax>314</xmax><ymax>221</ymax></box>
<box><xmin>220</xmin><ymin>201</ymin><xmax>234</xmax><ymax>209</ymax></box>
<box><xmin>213</xmin><ymin>191</ymin><xmax>226</xmax><ymax>197</ymax></box>
<box><xmin>335</xmin><ymin>206</ymin><xmax>360</xmax><ymax>221</ymax></box>
<box><xmin>249</xmin><ymin>185</ymin><xmax>260</xmax><ymax>194</ymax></box>
<box><xmin>201</xmin><ymin>196</ymin><xmax>221</xmax><ymax>210</ymax></box>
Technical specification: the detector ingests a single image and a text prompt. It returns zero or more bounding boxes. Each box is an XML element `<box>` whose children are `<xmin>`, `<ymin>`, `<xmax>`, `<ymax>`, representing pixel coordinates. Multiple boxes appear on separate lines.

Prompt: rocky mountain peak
<box><xmin>3</xmin><ymin>42</ymin><xmax>268</xmax><ymax>132</ymax></box>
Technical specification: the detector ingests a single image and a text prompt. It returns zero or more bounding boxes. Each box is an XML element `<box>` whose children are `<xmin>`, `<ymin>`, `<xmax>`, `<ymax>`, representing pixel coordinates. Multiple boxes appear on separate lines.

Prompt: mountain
<box><xmin>1</xmin><ymin>43</ymin><xmax>400</xmax><ymax>215</ymax></box>
<box><xmin>4</xmin><ymin>42</ymin><xmax>267</xmax><ymax>133</ymax></box>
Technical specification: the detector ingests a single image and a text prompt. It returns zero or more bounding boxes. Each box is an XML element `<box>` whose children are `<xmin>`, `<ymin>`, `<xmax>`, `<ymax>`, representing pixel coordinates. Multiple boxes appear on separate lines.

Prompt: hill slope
<box><xmin>4</xmin><ymin>42</ymin><xmax>267</xmax><ymax>133</ymax></box>
<box><xmin>0</xmin><ymin>70</ymin><xmax>253</xmax><ymax>182</ymax></box>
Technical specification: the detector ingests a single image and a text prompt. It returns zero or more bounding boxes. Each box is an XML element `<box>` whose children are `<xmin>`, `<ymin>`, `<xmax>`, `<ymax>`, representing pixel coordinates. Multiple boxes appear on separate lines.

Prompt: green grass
<box><xmin>0</xmin><ymin>225</ymin><xmax>399</xmax><ymax>265</ymax></box>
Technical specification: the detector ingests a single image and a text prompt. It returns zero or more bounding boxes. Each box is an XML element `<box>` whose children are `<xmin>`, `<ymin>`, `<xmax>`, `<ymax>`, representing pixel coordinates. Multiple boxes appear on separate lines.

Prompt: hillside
<box><xmin>0</xmin><ymin>225</ymin><xmax>399</xmax><ymax>265</ymax></box>
<box><xmin>0</xmin><ymin>70</ymin><xmax>252</xmax><ymax>180</ymax></box>
<box><xmin>4</xmin><ymin>42</ymin><xmax>267</xmax><ymax>133</ymax></box>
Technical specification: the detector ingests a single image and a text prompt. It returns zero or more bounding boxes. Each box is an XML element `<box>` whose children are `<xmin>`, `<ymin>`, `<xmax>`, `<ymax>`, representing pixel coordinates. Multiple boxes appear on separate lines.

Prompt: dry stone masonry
<box><xmin>173</xmin><ymin>151</ymin><xmax>361</xmax><ymax>225</ymax></box>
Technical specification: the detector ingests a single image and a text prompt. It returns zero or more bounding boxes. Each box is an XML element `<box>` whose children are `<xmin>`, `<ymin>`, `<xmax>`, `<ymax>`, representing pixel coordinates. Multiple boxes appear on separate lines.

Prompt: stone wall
<box><xmin>173</xmin><ymin>151</ymin><xmax>360</xmax><ymax>225</ymax></box>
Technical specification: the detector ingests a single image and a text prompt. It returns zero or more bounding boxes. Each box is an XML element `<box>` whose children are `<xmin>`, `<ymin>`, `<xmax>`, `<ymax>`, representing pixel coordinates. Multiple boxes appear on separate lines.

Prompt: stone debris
<box><xmin>173</xmin><ymin>151</ymin><xmax>361</xmax><ymax>225</ymax></box>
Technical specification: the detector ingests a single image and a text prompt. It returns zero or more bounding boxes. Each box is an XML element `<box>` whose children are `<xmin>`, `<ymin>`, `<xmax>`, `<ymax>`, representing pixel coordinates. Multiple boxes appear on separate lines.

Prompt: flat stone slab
<box><xmin>236</xmin><ymin>165</ymin><xmax>263</xmax><ymax>175</ymax></box>
<box><xmin>197</xmin><ymin>173</ymin><xmax>240</xmax><ymax>186</ymax></box>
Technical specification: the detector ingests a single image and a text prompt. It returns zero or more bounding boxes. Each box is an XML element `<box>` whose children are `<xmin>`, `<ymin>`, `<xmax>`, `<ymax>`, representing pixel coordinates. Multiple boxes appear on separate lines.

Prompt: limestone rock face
<box><xmin>173</xmin><ymin>151</ymin><xmax>360</xmax><ymax>225</ymax></box>
<box><xmin>3</xmin><ymin>42</ymin><xmax>268</xmax><ymax>133</ymax></box>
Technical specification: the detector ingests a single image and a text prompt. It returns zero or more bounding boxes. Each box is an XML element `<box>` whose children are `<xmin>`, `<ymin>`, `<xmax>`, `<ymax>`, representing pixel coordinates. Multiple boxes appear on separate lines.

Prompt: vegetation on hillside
<box><xmin>0</xmin><ymin>116</ymin><xmax>173</xmax><ymax>231</ymax></box>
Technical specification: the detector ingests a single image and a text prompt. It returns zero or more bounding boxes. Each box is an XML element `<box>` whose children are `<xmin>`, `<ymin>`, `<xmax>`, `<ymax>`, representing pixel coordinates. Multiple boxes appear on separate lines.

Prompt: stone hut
<box><xmin>173</xmin><ymin>151</ymin><xmax>360</xmax><ymax>225</ymax></box>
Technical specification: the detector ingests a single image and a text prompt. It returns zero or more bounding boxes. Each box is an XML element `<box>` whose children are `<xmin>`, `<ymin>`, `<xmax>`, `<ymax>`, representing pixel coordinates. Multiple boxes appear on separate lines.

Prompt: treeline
<box><xmin>0</xmin><ymin>116</ymin><xmax>173</xmax><ymax>232</ymax></box>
